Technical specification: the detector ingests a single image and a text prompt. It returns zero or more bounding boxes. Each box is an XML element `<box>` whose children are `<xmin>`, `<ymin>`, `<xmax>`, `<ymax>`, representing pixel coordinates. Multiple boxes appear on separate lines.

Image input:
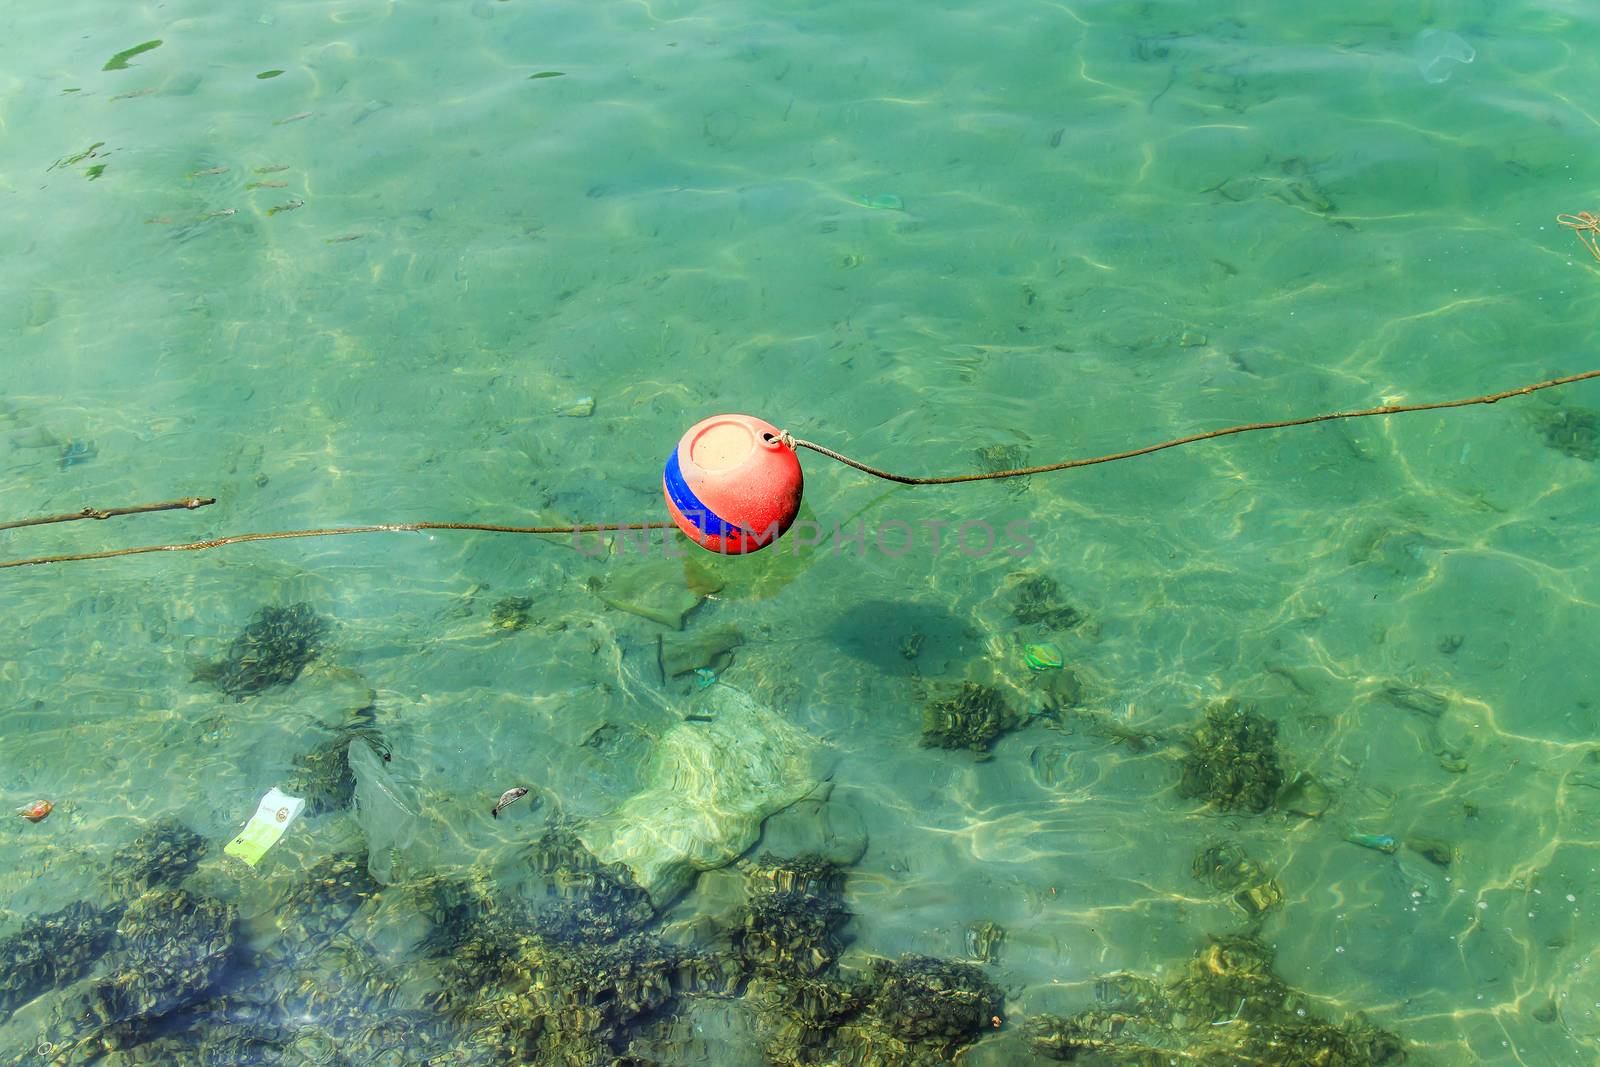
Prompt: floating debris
<box><xmin>1023</xmin><ymin>642</ymin><xmax>1063</xmax><ymax>672</ymax></box>
<box><xmin>349</xmin><ymin>739</ymin><xmax>420</xmax><ymax>884</ymax></box>
<box><xmin>965</xmin><ymin>920</ymin><xmax>1006</xmax><ymax>964</ymax></box>
<box><xmin>285</xmin><ymin>700</ymin><xmax>388</xmax><ymax>815</ymax></box>
<box><xmin>1345</xmin><ymin>832</ymin><xmax>1399</xmax><ymax>854</ymax></box>
<box><xmin>223</xmin><ymin>788</ymin><xmax>305</xmax><ymax>867</ymax></box>
<box><xmin>1414</xmin><ymin>27</ymin><xmax>1475</xmax><ymax>84</ymax></box>
<box><xmin>1276</xmin><ymin>770</ymin><xmax>1331</xmax><ymax>818</ymax></box>
<box><xmin>103</xmin><ymin>39</ymin><xmax>163</xmax><ymax>71</ymax></box>
<box><xmin>492</xmin><ymin>786</ymin><xmax>530</xmax><ymax>818</ymax></box>
<box><xmin>16</xmin><ymin>799</ymin><xmax>52</xmax><ymax>822</ymax></box>
<box><xmin>853</xmin><ymin>192</ymin><xmax>905</xmax><ymax>211</ymax></box>
<box><xmin>57</xmin><ymin>439</ymin><xmax>96</xmax><ymax>470</ymax></box>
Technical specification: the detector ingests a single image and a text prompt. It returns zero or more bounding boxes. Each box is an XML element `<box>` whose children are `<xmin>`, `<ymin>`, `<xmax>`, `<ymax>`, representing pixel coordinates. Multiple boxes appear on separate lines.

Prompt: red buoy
<box><xmin>663</xmin><ymin>414</ymin><xmax>803</xmax><ymax>553</ymax></box>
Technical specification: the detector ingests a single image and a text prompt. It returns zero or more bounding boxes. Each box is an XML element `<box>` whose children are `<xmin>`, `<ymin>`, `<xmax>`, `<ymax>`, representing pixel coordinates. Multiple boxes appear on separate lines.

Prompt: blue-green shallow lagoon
<box><xmin>4</xmin><ymin>0</ymin><xmax>1600</xmax><ymax>1062</ymax></box>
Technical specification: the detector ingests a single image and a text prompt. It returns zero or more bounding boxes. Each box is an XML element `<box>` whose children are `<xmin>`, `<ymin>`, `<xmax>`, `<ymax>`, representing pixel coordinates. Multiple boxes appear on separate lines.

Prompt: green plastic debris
<box><xmin>223</xmin><ymin>787</ymin><xmax>305</xmax><ymax>866</ymax></box>
<box><xmin>852</xmin><ymin>193</ymin><xmax>904</xmax><ymax>211</ymax></box>
<box><xmin>1023</xmin><ymin>642</ymin><xmax>1064</xmax><ymax>672</ymax></box>
<box><xmin>1345</xmin><ymin>831</ymin><xmax>1398</xmax><ymax>854</ymax></box>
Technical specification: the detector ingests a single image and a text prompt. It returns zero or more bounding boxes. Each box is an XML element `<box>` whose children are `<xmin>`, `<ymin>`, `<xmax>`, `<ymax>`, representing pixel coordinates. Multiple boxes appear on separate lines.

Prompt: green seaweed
<box><xmin>104</xmin><ymin>819</ymin><xmax>206</xmax><ymax>901</ymax></box>
<box><xmin>921</xmin><ymin>682</ymin><xmax>1021</xmax><ymax>757</ymax></box>
<box><xmin>490</xmin><ymin>594</ymin><xmax>534</xmax><ymax>632</ymax></box>
<box><xmin>1010</xmin><ymin>572</ymin><xmax>1083</xmax><ymax>630</ymax></box>
<box><xmin>193</xmin><ymin>602</ymin><xmax>329</xmax><ymax>697</ymax></box>
<box><xmin>1178</xmin><ymin>699</ymin><xmax>1285</xmax><ymax>814</ymax></box>
<box><xmin>103</xmin><ymin>40</ymin><xmax>163</xmax><ymax>71</ymax></box>
<box><xmin>1027</xmin><ymin>935</ymin><xmax>1404</xmax><ymax>1065</ymax></box>
<box><xmin>256</xmin><ymin>69</ymin><xmax>284</xmax><ymax>79</ymax></box>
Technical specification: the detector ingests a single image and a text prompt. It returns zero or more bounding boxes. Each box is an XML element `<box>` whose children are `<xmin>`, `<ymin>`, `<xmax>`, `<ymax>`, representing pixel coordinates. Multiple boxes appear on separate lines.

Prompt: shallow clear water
<box><xmin>3</xmin><ymin>0</ymin><xmax>1599</xmax><ymax>1063</ymax></box>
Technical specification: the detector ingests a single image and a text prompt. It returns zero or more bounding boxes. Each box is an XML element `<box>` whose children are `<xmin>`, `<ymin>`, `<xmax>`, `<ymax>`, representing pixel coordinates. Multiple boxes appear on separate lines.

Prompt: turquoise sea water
<box><xmin>4</xmin><ymin>0</ymin><xmax>1600</xmax><ymax>1063</ymax></box>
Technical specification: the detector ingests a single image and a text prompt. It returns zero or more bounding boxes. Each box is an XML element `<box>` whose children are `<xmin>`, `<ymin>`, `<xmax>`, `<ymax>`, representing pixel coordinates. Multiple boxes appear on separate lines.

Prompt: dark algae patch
<box><xmin>921</xmin><ymin>682</ymin><xmax>1022</xmax><ymax>758</ymax></box>
<box><xmin>1179</xmin><ymin>698</ymin><xmax>1285</xmax><ymax>813</ymax></box>
<box><xmin>1027</xmin><ymin>935</ymin><xmax>1404</xmax><ymax>1065</ymax></box>
<box><xmin>103</xmin><ymin>40</ymin><xmax>163</xmax><ymax>71</ymax></box>
<box><xmin>193</xmin><ymin>602</ymin><xmax>329</xmax><ymax>697</ymax></box>
<box><xmin>1528</xmin><ymin>404</ymin><xmax>1600</xmax><ymax>461</ymax></box>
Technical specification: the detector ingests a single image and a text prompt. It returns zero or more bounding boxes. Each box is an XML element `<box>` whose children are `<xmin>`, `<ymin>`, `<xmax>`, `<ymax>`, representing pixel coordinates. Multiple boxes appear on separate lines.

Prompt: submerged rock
<box><xmin>349</xmin><ymin>738</ymin><xmax>421</xmax><ymax>885</ymax></box>
<box><xmin>63</xmin><ymin>888</ymin><xmax>237</xmax><ymax>1055</ymax></box>
<box><xmin>586</xmin><ymin>560</ymin><xmax>720</xmax><ymax>629</ymax></box>
<box><xmin>104</xmin><ymin>818</ymin><xmax>207</xmax><ymax>901</ymax></box>
<box><xmin>0</xmin><ymin>901</ymin><xmax>118</xmax><ymax>1025</ymax></box>
<box><xmin>256</xmin><ymin>853</ymin><xmax>380</xmax><ymax>969</ymax></box>
<box><xmin>850</xmin><ymin>954</ymin><xmax>1004</xmax><ymax>1055</ymax></box>
<box><xmin>578</xmin><ymin>684</ymin><xmax>824</xmax><ymax>905</ymax></box>
<box><xmin>659</xmin><ymin>624</ymin><xmax>743</xmax><ymax>679</ymax></box>
<box><xmin>736</xmin><ymin>857</ymin><xmax>850</xmax><ymax>980</ymax></box>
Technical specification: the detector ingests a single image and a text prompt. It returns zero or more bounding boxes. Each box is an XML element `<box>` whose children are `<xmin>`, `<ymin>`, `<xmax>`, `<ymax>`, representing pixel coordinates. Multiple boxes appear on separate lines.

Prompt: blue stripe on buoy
<box><xmin>663</xmin><ymin>448</ymin><xmax>743</xmax><ymax>541</ymax></box>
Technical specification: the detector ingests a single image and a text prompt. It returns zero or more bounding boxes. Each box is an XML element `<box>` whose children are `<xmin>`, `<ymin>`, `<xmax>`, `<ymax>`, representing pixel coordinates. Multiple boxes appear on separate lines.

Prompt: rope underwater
<box><xmin>3</xmin><ymin>369</ymin><xmax>1597</xmax><ymax>571</ymax></box>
